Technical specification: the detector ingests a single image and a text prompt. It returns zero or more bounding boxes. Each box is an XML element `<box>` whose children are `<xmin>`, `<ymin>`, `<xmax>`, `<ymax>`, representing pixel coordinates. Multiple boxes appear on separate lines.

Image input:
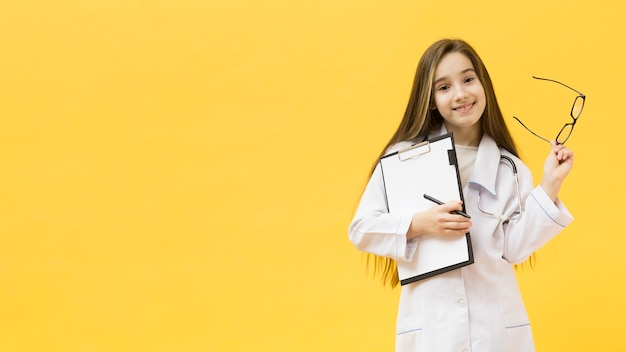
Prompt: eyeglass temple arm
<box><xmin>532</xmin><ymin>76</ymin><xmax>585</xmax><ymax>97</ymax></box>
<box><xmin>512</xmin><ymin>116</ymin><xmax>551</xmax><ymax>143</ymax></box>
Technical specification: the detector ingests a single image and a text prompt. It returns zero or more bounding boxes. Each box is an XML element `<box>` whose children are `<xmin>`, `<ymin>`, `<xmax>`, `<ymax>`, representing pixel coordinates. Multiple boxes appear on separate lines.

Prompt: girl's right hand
<box><xmin>541</xmin><ymin>141</ymin><xmax>574</xmax><ymax>202</ymax></box>
<box><xmin>406</xmin><ymin>201</ymin><xmax>472</xmax><ymax>240</ymax></box>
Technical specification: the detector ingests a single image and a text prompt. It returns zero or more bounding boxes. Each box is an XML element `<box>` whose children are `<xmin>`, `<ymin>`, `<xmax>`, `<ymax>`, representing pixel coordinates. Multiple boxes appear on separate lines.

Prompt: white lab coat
<box><xmin>348</xmin><ymin>129</ymin><xmax>573</xmax><ymax>352</ymax></box>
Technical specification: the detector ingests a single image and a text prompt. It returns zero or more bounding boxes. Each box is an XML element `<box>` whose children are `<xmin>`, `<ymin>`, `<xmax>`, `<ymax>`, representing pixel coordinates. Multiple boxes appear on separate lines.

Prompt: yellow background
<box><xmin>1</xmin><ymin>1</ymin><xmax>623</xmax><ymax>351</ymax></box>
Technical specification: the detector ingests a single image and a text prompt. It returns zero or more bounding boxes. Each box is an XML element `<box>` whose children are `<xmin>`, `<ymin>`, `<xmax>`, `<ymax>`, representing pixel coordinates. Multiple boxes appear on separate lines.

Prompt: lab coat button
<box><xmin>457</xmin><ymin>298</ymin><xmax>466</xmax><ymax>307</ymax></box>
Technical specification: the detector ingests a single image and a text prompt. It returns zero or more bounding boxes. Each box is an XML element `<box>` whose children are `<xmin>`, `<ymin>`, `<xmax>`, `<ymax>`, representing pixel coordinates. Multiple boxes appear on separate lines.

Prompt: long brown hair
<box><xmin>367</xmin><ymin>39</ymin><xmax>520</xmax><ymax>288</ymax></box>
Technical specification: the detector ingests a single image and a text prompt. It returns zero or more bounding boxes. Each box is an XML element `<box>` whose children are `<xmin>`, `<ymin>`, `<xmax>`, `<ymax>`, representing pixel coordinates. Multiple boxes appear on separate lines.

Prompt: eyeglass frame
<box><xmin>513</xmin><ymin>76</ymin><xmax>586</xmax><ymax>145</ymax></box>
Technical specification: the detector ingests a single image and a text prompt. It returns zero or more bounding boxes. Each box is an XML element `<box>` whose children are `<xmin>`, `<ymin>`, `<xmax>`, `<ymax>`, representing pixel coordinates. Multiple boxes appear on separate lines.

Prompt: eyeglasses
<box><xmin>513</xmin><ymin>76</ymin><xmax>585</xmax><ymax>145</ymax></box>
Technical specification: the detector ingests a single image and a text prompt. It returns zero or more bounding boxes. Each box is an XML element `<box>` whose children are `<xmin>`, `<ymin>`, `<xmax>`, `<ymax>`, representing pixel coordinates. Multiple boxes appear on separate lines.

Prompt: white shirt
<box><xmin>348</xmin><ymin>128</ymin><xmax>573</xmax><ymax>352</ymax></box>
<box><xmin>455</xmin><ymin>144</ymin><xmax>478</xmax><ymax>188</ymax></box>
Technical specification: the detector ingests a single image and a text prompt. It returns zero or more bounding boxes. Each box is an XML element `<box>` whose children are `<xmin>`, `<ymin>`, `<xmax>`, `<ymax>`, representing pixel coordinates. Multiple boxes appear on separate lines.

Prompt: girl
<box><xmin>348</xmin><ymin>39</ymin><xmax>574</xmax><ymax>351</ymax></box>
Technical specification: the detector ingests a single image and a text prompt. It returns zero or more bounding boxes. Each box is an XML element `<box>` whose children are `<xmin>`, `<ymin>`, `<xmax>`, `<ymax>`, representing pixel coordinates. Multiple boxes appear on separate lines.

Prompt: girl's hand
<box><xmin>541</xmin><ymin>141</ymin><xmax>574</xmax><ymax>202</ymax></box>
<box><xmin>407</xmin><ymin>201</ymin><xmax>472</xmax><ymax>240</ymax></box>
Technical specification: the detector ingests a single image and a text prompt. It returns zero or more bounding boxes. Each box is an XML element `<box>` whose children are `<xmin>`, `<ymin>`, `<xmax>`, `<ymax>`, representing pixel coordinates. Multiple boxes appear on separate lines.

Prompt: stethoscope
<box><xmin>476</xmin><ymin>155</ymin><xmax>523</xmax><ymax>222</ymax></box>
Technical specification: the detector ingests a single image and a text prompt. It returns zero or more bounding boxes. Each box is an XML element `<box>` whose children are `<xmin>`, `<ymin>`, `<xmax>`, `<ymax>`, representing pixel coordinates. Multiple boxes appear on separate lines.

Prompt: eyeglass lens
<box><xmin>571</xmin><ymin>95</ymin><xmax>584</xmax><ymax>119</ymax></box>
<box><xmin>556</xmin><ymin>123</ymin><xmax>574</xmax><ymax>144</ymax></box>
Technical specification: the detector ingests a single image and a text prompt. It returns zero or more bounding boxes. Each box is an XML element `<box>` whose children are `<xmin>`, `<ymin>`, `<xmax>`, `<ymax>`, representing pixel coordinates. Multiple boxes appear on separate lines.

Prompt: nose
<box><xmin>453</xmin><ymin>85</ymin><xmax>468</xmax><ymax>101</ymax></box>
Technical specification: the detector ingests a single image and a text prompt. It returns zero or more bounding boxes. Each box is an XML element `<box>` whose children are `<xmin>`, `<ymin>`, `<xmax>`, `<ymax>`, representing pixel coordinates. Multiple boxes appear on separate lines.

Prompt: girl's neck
<box><xmin>444</xmin><ymin>123</ymin><xmax>482</xmax><ymax>146</ymax></box>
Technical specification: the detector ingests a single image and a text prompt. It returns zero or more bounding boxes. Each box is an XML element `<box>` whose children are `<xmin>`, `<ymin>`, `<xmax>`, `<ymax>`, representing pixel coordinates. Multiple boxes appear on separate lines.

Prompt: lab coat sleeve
<box><xmin>348</xmin><ymin>162</ymin><xmax>419</xmax><ymax>261</ymax></box>
<box><xmin>502</xmin><ymin>182</ymin><xmax>574</xmax><ymax>264</ymax></box>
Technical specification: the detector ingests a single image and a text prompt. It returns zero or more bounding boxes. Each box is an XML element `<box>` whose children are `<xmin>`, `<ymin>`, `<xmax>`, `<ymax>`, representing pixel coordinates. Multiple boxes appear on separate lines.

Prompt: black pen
<box><xmin>423</xmin><ymin>194</ymin><xmax>471</xmax><ymax>218</ymax></box>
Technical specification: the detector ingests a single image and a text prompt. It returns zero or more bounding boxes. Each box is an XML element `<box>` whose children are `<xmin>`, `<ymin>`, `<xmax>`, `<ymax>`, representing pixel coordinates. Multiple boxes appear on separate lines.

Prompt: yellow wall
<box><xmin>1</xmin><ymin>1</ymin><xmax>623</xmax><ymax>351</ymax></box>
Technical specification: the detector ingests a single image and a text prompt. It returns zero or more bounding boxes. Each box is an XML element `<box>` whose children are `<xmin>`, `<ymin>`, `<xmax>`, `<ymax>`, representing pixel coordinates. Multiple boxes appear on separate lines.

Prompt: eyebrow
<box><xmin>433</xmin><ymin>68</ymin><xmax>476</xmax><ymax>85</ymax></box>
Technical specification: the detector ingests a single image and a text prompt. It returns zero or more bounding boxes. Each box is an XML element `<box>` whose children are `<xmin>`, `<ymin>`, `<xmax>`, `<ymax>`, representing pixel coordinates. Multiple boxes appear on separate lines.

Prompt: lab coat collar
<box><xmin>469</xmin><ymin>135</ymin><xmax>500</xmax><ymax>195</ymax></box>
<box><xmin>429</xmin><ymin>124</ymin><xmax>500</xmax><ymax>196</ymax></box>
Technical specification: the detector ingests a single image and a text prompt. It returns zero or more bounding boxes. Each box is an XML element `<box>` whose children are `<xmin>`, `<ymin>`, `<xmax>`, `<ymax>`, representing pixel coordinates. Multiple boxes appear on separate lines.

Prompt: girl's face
<box><xmin>432</xmin><ymin>52</ymin><xmax>486</xmax><ymax>143</ymax></box>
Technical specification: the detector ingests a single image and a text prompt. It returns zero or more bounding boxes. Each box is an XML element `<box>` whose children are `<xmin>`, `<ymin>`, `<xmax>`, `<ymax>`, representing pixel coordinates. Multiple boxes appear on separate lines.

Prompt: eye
<box><xmin>437</xmin><ymin>85</ymin><xmax>450</xmax><ymax>91</ymax></box>
<box><xmin>465</xmin><ymin>76</ymin><xmax>477</xmax><ymax>83</ymax></box>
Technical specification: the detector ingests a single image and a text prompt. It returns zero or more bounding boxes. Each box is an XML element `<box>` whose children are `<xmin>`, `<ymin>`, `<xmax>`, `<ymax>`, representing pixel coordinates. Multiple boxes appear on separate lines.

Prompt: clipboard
<box><xmin>379</xmin><ymin>133</ymin><xmax>474</xmax><ymax>285</ymax></box>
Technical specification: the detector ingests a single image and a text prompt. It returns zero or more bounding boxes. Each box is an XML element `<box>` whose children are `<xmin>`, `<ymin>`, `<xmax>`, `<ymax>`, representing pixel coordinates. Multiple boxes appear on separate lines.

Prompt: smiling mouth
<box><xmin>454</xmin><ymin>102</ymin><xmax>474</xmax><ymax>112</ymax></box>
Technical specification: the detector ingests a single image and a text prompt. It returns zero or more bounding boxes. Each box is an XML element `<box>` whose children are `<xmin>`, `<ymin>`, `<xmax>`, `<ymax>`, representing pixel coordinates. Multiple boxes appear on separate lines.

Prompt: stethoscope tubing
<box><xmin>476</xmin><ymin>155</ymin><xmax>523</xmax><ymax>222</ymax></box>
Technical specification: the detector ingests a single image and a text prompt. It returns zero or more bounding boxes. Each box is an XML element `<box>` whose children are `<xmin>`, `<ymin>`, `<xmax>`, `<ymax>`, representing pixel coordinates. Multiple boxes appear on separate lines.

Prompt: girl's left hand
<box><xmin>541</xmin><ymin>141</ymin><xmax>574</xmax><ymax>202</ymax></box>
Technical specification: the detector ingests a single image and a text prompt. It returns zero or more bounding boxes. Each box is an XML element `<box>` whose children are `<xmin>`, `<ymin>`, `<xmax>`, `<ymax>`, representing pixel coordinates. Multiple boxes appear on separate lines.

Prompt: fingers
<box><xmin>434</xmin><ymin>203</ymin><xmax>472</xmax><ymax>235</ymax></box>
<box><xmin>550</xmin><ymin>142</ymin><xmax>574</xmax><ymax>163</ymax></box>
<box><xmin>541</xmin><ymin>142</ymin><xmax>574</xmax><ymax>201</ymax></box>
<box><xmin>437</xmin><ymin>221</ymin><xmax>471</xmax><ymax>236</ymax></box>
<box><xmin>557</xmin><ymin>147</ymin><xmax>574</xmax><ymax>162</ymax></box>
<box><xmin>439</xmin><ymin>200</ymin><xmax>464</xmax><ymax>213</ymax></box>
<box><xmin>441</xmin><ymin>219</ymin><xmax>472</xmax><ymax>230</ymax></box>
<box><xmin>410</xmin><ymin>203</ymin><xmax>472</xmax><ymax>239</ymax></box>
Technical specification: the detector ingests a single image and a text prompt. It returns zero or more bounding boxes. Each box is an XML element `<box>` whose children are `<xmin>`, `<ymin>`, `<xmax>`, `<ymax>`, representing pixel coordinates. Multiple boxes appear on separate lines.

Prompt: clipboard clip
<box><xmin>398</xmin><ymin>141</ymin><xmax>430</xmax><ymax>161</ymax></box>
